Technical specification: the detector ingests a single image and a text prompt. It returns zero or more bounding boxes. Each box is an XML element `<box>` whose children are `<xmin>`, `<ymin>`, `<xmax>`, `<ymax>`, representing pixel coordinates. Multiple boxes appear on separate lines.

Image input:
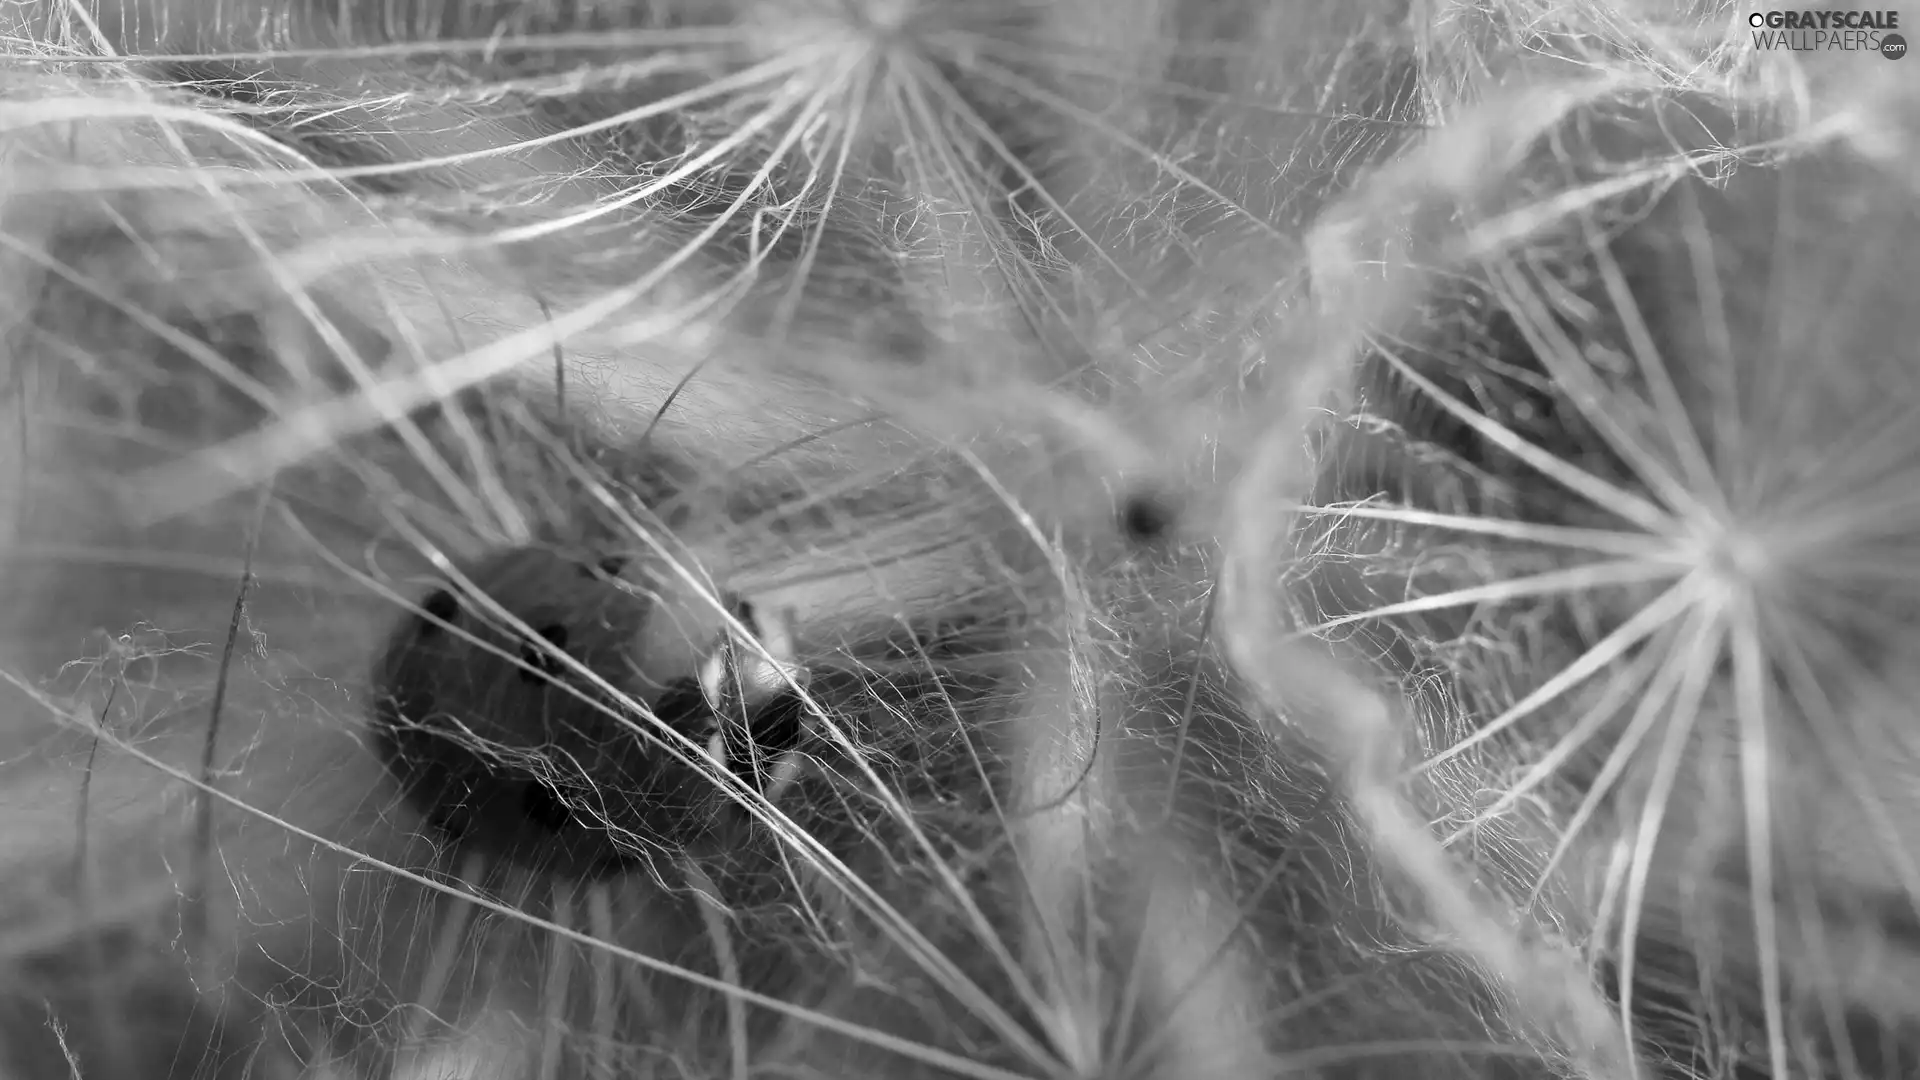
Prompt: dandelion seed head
<box><xmin>7</xmin><ymin>1</ymin><xmax>1920</xmax><ymax>1079</ymax></box>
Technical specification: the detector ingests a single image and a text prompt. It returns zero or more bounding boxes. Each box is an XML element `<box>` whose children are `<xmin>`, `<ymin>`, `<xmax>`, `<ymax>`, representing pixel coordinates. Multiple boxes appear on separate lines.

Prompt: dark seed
<box><xmin>417</xmin><ymin>589</ymin><xmax>460</xmax><ymax>635</ymax></box>
<box><xmin>1119</xmin><ymin>489</ymin><xmax>1178</xmax><ymax>544</ymax></box>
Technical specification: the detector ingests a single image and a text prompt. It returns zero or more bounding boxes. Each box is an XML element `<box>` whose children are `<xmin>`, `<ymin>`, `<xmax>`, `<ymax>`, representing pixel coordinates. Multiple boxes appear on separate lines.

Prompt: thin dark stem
<box><xmin>190</xmin><ymin>482</ymin><xmax>274</xmax><ymax>972</ymax></box>
<box><xmin>77</xmin><ymin>681</ymin><xmax>131</xmax><ymax>1080</ymax></box>
<box><xmin>538</xmin><ymin>294</ymin><xmax>568</xmax><ymax>441</ymax></box>
<box><xmin>73</xmin><ymin>682</ymin><xmax>113</xmax><ymax>897</ymax></box>
<box><xmin>1160</xmin><ymin>584</ymin><xmax>1220</xmax><ymax>821</ymax></box>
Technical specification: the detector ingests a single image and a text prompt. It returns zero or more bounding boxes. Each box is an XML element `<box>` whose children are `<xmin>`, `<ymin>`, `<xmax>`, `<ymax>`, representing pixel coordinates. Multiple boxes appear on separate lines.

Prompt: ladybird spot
<box><xmin>518</xmin><ymin>624</ymin><xmax>571</xmax><ymax>683</ymax></box>
<box><xmin>580</xmin><ymin>554</ymin><xmax>630</xmax><ymax>580</ymax></box>
<box><xmin>422</xmin><ymin>791</ymin><xmax>467</xmax><ymax>839</ymax></box>
<box><xmin>749</xmin><ymin>693</ymin><xmax>805</xmax><ymax>757</ymax></box>
<box><xmin>651</xmin><ymin>678</ymin><xmax>712</xmax><ymax>732</ymax></box>
<box><xmin>425</xmin><ymin>805</ymin><xmax>467</xmax><ymax>839</ymax></box>
<box><xmin>417</xmin><ymin>589</ymin><xmax>460</xmax><ymax>636</ymax></box>
<box><xmin>520</xmin><ymin>782</ymin><xmax>573</xmax><ymax>832</ymax></box>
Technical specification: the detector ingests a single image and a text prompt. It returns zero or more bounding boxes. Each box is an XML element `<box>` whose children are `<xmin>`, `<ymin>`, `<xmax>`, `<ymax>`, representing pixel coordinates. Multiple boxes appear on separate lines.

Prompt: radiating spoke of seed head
<box><xmin>583</xmin><ymin>882</ymin><xmax>630</xmax><ymax>1079</ymax></box>
<box><xmin>1440</xmin><ymin>623</ymin><xmax>1676</xmax><ymax>849</ymax></box>
<box><xmin>1417</xmin><ymin>571</ymin><xmax>1699</xmax><ymax>775</ymax></box>
<box><xmin>539</xmin><ymin>879</ymin><xmax>578</xmax><ymax>1080</ymax></box>
<box><xmin>1488</xmin><ymin>258</ymin><xmax>1711</xmax><ymax>528</ymax></box>
<box><xmin>1615</xmin><ymin>598</ymin><xmax>1726</xmax><ymax>1063</ymax></box>
<box><xmin>1521</xmin><ymin>574</ymin><xmax>1714</xmax><ymax>911</ymax></box>
<box><xmin>1293</xmin><ymin>557</ymin><xmax>1682</xmax><ymax>644</ymax></box>
<box><xmin>1377</xmin><ymin>344</ymin><xmax>1675</xmax><ymax>534</ymax></box>
<box><xmin>1729</xmin><ymin>598</ymin><xmax>1790</xmax><ymax>1080</ymax></box>
<box><xmin>1289</xmin><ymin>500</ymin><xmax>1680</xmax><ymax>559</ymax></box>
<box><xmin>406</xmin><ymin>851</ymin><xmax>488</xmax><ymax>1046</ymax></box>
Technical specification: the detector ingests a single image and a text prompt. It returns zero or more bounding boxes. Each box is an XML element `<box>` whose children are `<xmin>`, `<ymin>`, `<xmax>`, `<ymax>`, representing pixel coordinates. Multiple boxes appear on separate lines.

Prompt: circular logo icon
<box><xmin>1885</xmin><ymin>33</ymin><xmax>1909</xmax><ymax>59</ymax></box>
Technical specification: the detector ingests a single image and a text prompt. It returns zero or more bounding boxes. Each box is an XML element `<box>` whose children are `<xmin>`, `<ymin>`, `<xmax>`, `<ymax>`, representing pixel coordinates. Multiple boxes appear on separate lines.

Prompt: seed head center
<box><xmin>1694</xmin><ymin>519</ymin><xmax>1777</xmax><ymax>601</ymax></box>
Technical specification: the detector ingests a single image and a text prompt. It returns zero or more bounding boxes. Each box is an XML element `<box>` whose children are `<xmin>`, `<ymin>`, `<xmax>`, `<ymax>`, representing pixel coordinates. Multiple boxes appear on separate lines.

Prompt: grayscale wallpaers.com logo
<box><xmin>1749</xmin><ymin>9</ymin><xmax>1906</xmax><ymax>57</ymax></box>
